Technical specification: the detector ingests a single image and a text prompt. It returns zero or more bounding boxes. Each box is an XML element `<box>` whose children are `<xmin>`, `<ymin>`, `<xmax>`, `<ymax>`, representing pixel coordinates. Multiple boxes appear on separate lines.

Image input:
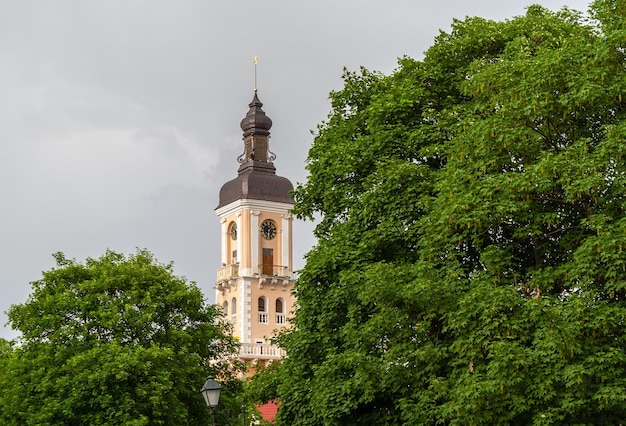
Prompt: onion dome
<box><xmin>240</xmin><ymin>92</ymin><xmax>273</xmax><ymax>137</ymax></box>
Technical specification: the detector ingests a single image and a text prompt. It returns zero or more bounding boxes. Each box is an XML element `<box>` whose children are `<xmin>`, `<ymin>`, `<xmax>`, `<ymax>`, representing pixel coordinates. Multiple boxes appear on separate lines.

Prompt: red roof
<box><xmin>258</xmin><ymin>400</ymin><xmax>279</xmax><ymax>422</ymax></box>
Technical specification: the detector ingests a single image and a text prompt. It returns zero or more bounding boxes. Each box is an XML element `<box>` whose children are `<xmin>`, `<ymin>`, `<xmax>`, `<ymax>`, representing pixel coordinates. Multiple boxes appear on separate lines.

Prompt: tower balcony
<box><xmin>257</xmin><ymin>264</ymin><xmax>290</xmax><ymax>278</ymax></box>
<box><xmin>239</xmin><ymin>342</ymin><xmax>285</xmax><ymax>360</ymax></box>
<box><xmin>256</xmin><ymin>264</ymin><xmax>293</xmax><ymax>290</ymax></box>
<box><xmin>217</xmin><ymin>263</ymin><xmax>239</xmax><ymax>282</ymax></box>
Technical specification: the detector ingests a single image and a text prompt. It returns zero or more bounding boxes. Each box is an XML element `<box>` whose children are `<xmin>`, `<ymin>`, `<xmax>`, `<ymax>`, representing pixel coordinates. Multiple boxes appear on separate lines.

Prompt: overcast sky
<box><xmin>0</xmin><ymin>0</ymin><xmax>591</xmax><ymax>340</ymax></box>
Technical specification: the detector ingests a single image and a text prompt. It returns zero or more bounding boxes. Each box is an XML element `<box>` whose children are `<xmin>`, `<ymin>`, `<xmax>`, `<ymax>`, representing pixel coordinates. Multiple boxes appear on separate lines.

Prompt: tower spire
<box><xmin>254</xmin><ymin>56</ymin><xmax>258</xmax><ymax>93</ymax></box>
<box><xmin>238</xmin><ymin>91</ymin><xmax>274</xmax><ymax>166</ymax></box>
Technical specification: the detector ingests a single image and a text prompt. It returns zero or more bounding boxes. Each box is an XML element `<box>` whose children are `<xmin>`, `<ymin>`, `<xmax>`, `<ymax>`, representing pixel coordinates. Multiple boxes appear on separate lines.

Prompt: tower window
<box><xmin>229</xmin><ymin>222</ymin><xmax>237</xmax><ymax>240</ymax></box>
<box><xmin>258</xmin><ymin>296</ymin><xmax>268</xmax><ymax>324</ymax></box>
<box><xmin>276</xmin><ymin>298</ymin><xmax>285</xmax><ymax>325</ymax></box>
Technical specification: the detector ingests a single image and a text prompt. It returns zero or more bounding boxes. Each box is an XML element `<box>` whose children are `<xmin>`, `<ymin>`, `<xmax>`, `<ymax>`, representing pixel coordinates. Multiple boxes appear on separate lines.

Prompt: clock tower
<box><xmin>215</xmin><ymin>92</ymin><xmax>295</xmax><ymax>363</ymax></box>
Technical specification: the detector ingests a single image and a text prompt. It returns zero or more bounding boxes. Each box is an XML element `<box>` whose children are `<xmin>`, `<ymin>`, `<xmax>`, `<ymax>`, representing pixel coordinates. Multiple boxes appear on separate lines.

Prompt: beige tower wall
<box><xmin>215</xmin><ymin>199</ymin><xmax>296</xmax><ymax>346</ymax></box>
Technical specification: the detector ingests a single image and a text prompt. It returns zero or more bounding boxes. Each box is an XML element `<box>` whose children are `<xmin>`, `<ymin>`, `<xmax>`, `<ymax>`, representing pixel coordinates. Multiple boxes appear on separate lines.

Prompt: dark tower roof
<box><xmin>217</xmin><ymin>93</ymin><xmax>294</xmax><ymax>209</ymax></box>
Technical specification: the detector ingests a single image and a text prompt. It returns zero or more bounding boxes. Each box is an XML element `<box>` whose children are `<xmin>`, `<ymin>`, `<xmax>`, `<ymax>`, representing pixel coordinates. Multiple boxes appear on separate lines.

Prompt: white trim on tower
<box><xmin>220</xmin><ymin>217</ymin><xmax>228</xmax><ymax>265</ymax></box>
<box><xmin>236</xmin><ymin>211</ymin><xmax>242</xmax><ymax>265</ymax></box>
<box><xmin>243</xmin><ymin>277</ymin><xmax>252</xmax><ymax>343</ymax></box>
<box><xmin>250</xmin><ymin>210</ymin><xmax>260</xmax><ymax>276</ymax></box>
<box><xmin>281</xmin><ymin>213</ymin><xmax>292</xmax><ymax>275</ymax></box>
<box><xmin>215</xmin><ymin>199</ymin><xmax>293</xmax><ymax>218</ymax></box>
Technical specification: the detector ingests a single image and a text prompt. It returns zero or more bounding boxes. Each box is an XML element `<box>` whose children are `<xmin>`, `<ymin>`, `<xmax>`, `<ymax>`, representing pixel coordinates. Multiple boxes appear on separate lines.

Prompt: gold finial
<box><xmin>254</xmin><ymin>56</ymin><xmax>258</xmax><ymax>92</ymax></box>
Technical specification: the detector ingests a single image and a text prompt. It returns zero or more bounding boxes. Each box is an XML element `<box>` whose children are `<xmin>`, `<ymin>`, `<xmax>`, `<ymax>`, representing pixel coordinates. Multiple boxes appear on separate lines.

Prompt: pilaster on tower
<box><xmin>214</xmin><ymin>92</ymin><xmax>296</xmax><ymax>364</ymax></box>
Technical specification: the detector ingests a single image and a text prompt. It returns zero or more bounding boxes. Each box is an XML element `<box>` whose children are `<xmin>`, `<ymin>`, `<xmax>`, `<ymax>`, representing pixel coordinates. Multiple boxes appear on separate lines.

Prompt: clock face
<box><xmin>260</xmin><ymin>220</ymin><xmax>277</xmax><ymax>240</ymax></box>
<box><xmin>229</xmin><ymin>222</ymin><xmax>237</xmax><ymax>240</ymax></box>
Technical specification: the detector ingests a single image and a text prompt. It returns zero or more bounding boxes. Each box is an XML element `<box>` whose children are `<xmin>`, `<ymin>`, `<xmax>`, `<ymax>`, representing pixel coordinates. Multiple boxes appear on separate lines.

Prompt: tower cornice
<box><xmin>215</xmin><ymin>198</ymin><xmax>294</xmax><ymax>218</ymax></box>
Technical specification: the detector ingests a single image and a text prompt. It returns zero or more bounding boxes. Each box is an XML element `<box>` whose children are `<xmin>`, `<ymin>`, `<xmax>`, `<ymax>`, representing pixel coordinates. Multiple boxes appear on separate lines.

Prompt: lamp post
<box><xmin>200</xmin><ymin>376</ymin><xmax>222</xmax><ymax>426</ymax></box>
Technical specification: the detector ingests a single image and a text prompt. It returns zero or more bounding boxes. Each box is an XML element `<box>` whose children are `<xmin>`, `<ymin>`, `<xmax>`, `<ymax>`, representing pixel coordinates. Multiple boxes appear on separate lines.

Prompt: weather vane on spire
<box><xmin>254</xmin><ymin>56</ymin><xmax>258</xmax><ymax>93</ymax></box>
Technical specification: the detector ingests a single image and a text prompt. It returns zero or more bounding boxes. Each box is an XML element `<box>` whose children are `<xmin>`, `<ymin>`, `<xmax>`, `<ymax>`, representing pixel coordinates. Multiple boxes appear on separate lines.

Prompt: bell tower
<box><xmin>215</xmin><ymin>92</ymin><xmax>295</xmax><ymax>362</ymax></box>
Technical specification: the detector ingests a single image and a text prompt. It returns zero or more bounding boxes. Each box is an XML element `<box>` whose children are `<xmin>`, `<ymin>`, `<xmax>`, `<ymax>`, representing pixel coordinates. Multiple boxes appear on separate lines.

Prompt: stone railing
<box><xmin>239</xmin><ymin>343</ymin><xmax>285</xmax><ymax>360</ymax></box>
<box><xmin>217</xmin><ymin>264</ymin><xmax>239</xmax><ymax>282</ymax></box>
<box><xmin>258</xmin><ymin>264</ymin><xmax>290</xmax><ymax>277</ymax></box>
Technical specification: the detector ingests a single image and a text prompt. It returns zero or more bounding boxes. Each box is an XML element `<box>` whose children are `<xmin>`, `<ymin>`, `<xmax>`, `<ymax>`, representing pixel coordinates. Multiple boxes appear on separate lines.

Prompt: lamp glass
<box><xmin>200</xmin><ymin>376</ymin><xmax>221</xmax><ymax>408</ymax></box>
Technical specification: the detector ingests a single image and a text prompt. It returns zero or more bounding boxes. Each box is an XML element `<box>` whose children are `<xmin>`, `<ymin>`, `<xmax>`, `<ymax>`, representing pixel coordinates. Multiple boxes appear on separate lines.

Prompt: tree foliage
<box><xmin>273</xmin><ymin>1</ymin><xmax>626</xmax><ymax>424</ymax></box>
<box><xmin>0</xmin><ymin>249</ymin><xmax>242</xmax><ymax>426</ymax></box>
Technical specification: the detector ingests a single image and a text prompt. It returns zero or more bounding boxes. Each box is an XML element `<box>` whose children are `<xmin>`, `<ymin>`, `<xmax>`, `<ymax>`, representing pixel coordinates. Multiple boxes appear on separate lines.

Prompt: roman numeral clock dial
<box><xmin>260</xmin><ymin>220</ymin><xmax>277</xmax><ymax>240</ymax></box>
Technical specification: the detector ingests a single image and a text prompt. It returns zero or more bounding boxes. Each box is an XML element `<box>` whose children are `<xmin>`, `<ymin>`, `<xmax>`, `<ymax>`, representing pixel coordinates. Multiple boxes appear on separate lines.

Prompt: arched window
<box><xmin>231</xmin><ymin>297</ymin><xmax>237</xmax><ymax>324</ymax></box>
<box><xmin>222</xmin><ymin>300</ymin><xmax>228</xmax><ymax>315</ymax></box>
<box><xmin>258</xmin><ymin>296</ymin><xmax>268</xmax><ymax>324</ymax></box>
<box><xmin>276</xmin><ymin>298</ymin><xmax>285</xmax><ymax>325</ymax></box>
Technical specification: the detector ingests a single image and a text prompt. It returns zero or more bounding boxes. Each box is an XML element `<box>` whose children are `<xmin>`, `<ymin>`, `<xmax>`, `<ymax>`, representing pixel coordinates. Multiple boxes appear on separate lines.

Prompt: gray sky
<box><xmin>0</xmin><ymin>0</ymin><xmax>590</xmax><ymax>340</ymax></box>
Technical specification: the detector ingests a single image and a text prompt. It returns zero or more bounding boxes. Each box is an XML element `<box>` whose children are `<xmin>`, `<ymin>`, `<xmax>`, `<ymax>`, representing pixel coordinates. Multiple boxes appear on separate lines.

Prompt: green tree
<box><xmin>272</xmin><ymin>1</ymin><xmax>626</xmax><ymax>424</ymax></box>
<box><xmin>0</xmin><ymin>249</ymin><xmax>242</xmax><ymax>426</ymax></box>
<box><xmin>0</xmin><ymin>338</ymin><xmax>12</xmax><ymax>378</ymax></box>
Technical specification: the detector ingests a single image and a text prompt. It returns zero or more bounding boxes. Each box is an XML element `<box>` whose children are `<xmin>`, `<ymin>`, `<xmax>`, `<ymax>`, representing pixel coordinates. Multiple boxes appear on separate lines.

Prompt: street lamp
<box><xmin>200</xmin><ymin>376</ymin><xmax>222</xmax><ymax>426</ymax></box>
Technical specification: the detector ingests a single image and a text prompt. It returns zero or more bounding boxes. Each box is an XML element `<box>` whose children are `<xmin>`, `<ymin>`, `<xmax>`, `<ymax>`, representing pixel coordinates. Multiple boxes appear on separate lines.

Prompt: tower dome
<box><xmin>217</xmin><ymin>92</ymin><xmax>294</xmax><ymax>209</ymax></box>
